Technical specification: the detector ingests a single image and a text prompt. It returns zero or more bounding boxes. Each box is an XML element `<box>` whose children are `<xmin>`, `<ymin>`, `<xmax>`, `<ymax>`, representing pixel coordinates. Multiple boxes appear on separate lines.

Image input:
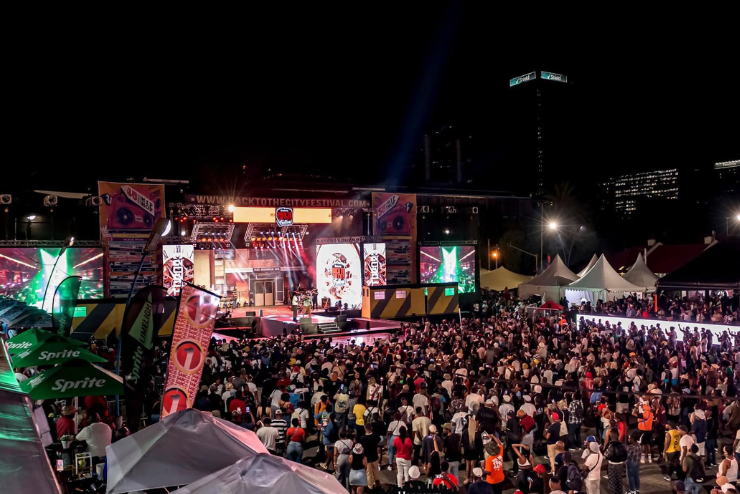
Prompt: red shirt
<box><xmin>393</xmin><ymin>436</ymin><xmax>413</xmax><ymax>460</ymax></box>
<box><xmin>56</xmin><ymin>416</ymin><xmax>75</xmax><ymax>439</ymax></box>
<box><xmin>432</xmin><ymin>473</ymin><xmax>459</xmax><ymax>489</ymax></box>
<box><xmin>287</xmin><ymin>427</ymin><xmax>305</xmax><ymax>443</ymax></box>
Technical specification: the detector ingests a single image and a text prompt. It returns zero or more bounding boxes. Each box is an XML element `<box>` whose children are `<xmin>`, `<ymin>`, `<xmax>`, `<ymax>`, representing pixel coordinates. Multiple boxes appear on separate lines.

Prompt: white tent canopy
<box><xmin>518</xmin><ymin>254</ymin><xmax>578</xmax><ymax>302</ymax></box>
<box><xmin>577</xmin><ymin>254</ymin><xmax>598</xmax><ymax>277</ymax></box>
<box><xmin>106</xmin><ymin>408</ymin><xmax>268</xmax><ymax>494</ymax></box>
<box><xmin>564</xmin><ymin>254</ymin><xmax>644</xmax><ymax>304</ymax></box>
<box><xmin>623</xmin><ymin>253</ymin><xmax>659</xmax><ymax>291</ymax></box>
<box><xmin>479</xmin><ymin>266</ymin><xmax>533</xmax><ymax>291</ymax></box>
<box><xmin>171</xmin><ymin>453</ymin><xmax>346</xmax><ymax>494</ymax></box>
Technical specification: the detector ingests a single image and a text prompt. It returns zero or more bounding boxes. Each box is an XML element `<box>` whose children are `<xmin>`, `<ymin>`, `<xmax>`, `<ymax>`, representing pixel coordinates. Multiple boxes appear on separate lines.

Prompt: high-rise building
<box><xmin>418</xmin><ymin>125</ymin><xmax>473</xmax><ymax>184</ymax></box>
<box><xmin>714</xmin><ymin>160</ymin><xmax>740</xmax><ymax>196</ymax></box>
<box><xmin>599</xmin><ymin>168</ymin><xmax>680</xmax><ymax>217</ymax></box>
<box><xmin>507</xmin><ymin>71</ymin><xmax>571</xmax><ymax>197</ymax></box>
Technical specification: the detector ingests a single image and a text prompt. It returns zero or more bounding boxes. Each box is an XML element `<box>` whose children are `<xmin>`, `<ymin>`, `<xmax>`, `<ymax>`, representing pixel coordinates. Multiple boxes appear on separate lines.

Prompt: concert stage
<box><xmin>229</xmin><ymin>305</ymin><xmax>401</xmax><ymax>339</ymax></box>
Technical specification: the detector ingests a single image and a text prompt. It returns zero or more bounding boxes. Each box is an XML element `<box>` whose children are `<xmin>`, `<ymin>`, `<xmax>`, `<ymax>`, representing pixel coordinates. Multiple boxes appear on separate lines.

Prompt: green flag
<box><xmin>20</xmin><ymin>358</ymin><xmax>123</xmax><ymax>399</ymax></box>
<box><xmin>11</xmin><ymin>335</ymin><xmax>106</xmax><ymax>368</ymax></box>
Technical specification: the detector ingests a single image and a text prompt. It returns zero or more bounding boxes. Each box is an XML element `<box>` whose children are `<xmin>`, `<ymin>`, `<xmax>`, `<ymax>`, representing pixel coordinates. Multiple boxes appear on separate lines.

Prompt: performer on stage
<box><xmin>291</xmin><ymin>291</ymin><xmax>299</xmax><ymax>322</ymax></box>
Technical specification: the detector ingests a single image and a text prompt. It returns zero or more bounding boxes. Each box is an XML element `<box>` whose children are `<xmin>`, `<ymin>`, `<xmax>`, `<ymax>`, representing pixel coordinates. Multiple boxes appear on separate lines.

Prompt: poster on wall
<box><xmin>98</xmin><ymin>181</ymin><xmax>165</xmax><ymax>298</ymax></box>
<box><xmin>363</xmin><ymin>243</ymin><xmax>386</xmax><ymax>286</ymax></box>
<box><xmin>0</xmin><ymin>247</ymin><xmax>104</xmax><ymax>310</ymax></box>
<box><xmin>372</xmin><ymin>193</ymin><xmax>417</xmax><ymax>284</ymax></box>
<box><xmin>316</xmin><ymin>243</ymin><xmax>362</xmax><ymax>309</ymax></box>
<box><xmin>420</xmin><ymin>245</ymin><xmax>477</xmax><ymax>293</ymax></box>
<box><xmin>162</xmin><ymin>245</ymin><xmax>195</xmax><ymax>296</ymax></box>
<box><xmin>161</xmin><ymin>284</ymin><xmax>220</xmax><ymax>419</ymax></box>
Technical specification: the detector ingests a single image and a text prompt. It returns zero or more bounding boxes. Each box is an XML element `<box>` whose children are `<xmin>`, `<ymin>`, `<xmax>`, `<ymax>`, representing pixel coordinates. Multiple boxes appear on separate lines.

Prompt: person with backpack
<box><xmin>561</xmin><ymin>452</ymin><xmax>583</xmax><ymax>494</ymax></box>
<box><xmin>626</xmin><ymin>431</ymin><xmax>642</xmax><ymax>494</ymax></box>
<box><xmin>386</xmin><ymin>412</ymin><xmax>404</xmax><ymax>470</ymax></box>
<box><xmin>333</xmin><ymin>384</ymin><xmax>350</xmax><ymax>432</ymax></box>
<box><xmin>682</xmin><ymin>443</ymin><xmax>706</xmax><ymax>494</ymax></box>
<box><xmin>604</xmin><ymin>431</ymin><xmax>628</xmax><ymax>494</ymax></box>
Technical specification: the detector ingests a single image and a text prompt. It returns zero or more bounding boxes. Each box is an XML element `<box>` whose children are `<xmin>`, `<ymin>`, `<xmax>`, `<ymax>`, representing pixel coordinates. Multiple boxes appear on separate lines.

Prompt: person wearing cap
<box><xmin>421</xmin><ymin>424</ymin><xmax>444</xmax><ymax>471</ymax></box>
<box><xmin>467</xmin><ymin>466</ymin><xmax>493</xmax><ymax>494</ymax></box>
<box><xmin>348</xmin><ymin>443</ymin><xmax>368</xmax><ymax>492</ymax></box>
<box><xmin>477</xmin><ymin>398</ymin><xmax>499</xmax><ymax>434</ymax></box>
<box><xmin>679</xmin><ymin>425</ymin><xmax>695</xmax><ymax>462</ymax></box>
<box><xmin>484</xmin><ymin>434</ymin><xmax>505</xmax><ymax>494</ymax></box>
<box><xmin>272</xmin><ymin>409</ymin><xmax>288</xmax><ymax>455</ymax></box>
<box><xmin>584</xmin><ymin>441</ymin><xmax>603</xmax><ymax>494</ymax></box>
<box><xmin>546</xmin><ymin>411</ymin><xmax>563</xmax><ymax>471</ymax></box>
<box><xmin>405</xmin><ymin>465</ymin><xmax>425</xmax><ymax>489</ymax></box>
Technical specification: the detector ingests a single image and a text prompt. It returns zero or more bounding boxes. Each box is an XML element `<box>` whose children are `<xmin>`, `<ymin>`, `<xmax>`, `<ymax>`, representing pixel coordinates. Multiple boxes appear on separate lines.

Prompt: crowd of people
<box><xmin>186</xmin><ymin>294</ymin><xmax>740</xmax><ymax>494</ymax></box>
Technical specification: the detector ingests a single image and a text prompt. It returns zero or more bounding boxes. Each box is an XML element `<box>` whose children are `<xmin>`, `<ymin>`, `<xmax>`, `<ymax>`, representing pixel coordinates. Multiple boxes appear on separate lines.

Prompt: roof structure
<box><xmin>566</xmin><ymin>254</ymin><xmax>643</xmax><ymax>292</ymax></box>
<box><xmin>657</xmin><ymin>238</ymin><xmax>740</xmax><ymax>291</ymax></box>
<box><xmin>623</xmin><ymin>253</ymin><xmax>659</xmax><ymax>290</ymax></box>
<box><xmin>479</xmin><ymin>266</ymin><xmax>533</xmax><ymax>291</ymax></box>
<box><xmin>577</xmin><ymin>254</ymin><xmax>598</xmax><ymax>277</ymax></box>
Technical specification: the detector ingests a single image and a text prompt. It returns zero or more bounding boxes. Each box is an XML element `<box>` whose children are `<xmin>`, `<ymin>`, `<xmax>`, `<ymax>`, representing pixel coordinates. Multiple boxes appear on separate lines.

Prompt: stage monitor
<box><xmin>363</xmin><ymin>243</ymin><xmax>386</xmax><ymax>287</ymax></box>
<box><xmin>420</xmin><ymin>245</ymin><xmax>476</xmax><ymax>293</ymax></box>
<box><xmin>316</xmin><ymin>243</ymin><xmax>362</xmax><ymax>309</ymax></box>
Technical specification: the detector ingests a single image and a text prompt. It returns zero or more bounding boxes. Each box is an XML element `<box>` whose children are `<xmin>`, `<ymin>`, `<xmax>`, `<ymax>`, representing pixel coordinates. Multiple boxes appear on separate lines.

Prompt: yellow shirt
<box><xmin>666</xmin><ymin>429</ymin><xmax>681</xmax><ymax>453</ymax></box>
<box><xmin>354</xmin><ymin>404</ymin><xmax>366</xmax><ymax>426</ymax></box>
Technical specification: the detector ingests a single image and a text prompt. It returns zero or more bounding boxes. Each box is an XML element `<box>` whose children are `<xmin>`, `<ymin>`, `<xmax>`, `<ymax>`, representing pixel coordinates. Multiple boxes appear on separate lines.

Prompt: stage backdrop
<box><xmin>372</xmin><ymin>193</ymin><xmax>417</xmax><ymax>285</ymax></box>
<box><xmin>98</xmin><ymin>181</ymin><xmax>165</xmax><ymax>298</ymax></box>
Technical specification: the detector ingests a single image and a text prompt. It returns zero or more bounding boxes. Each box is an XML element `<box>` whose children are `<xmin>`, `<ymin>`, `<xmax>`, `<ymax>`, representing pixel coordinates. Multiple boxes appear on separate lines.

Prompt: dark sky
<box><xmin>7</xmin><ymin>7</ymin><xmax>739</xmax><ymax>193</ymax></box>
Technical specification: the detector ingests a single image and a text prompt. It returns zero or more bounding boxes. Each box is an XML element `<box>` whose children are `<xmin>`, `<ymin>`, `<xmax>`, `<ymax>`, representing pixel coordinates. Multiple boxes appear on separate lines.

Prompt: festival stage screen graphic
<box><xmin>0</xmin><ymin>248</ymin><xmax>104</xmax><ymax>311</ymax></box>
<box><xmin>419</xmin><ymin>245</ymin><xmax>476</xmax><ymax>293</ymax></box>
<box><xmin>363</xmin><ymin>243</ymin><xmax>386</xmax><ymax>287</ymax></box>
<box><xmin>316</xmin><ymin>243</ymin><xmax>362</xmax><ymax>309</ymax></box>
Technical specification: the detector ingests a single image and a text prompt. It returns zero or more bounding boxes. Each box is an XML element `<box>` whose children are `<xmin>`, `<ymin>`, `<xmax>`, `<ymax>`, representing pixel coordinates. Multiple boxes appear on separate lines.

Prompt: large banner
<box><xmin>98</xmin><ymin>182</ymin><xmax>165</xmax><ymax>298</ymax></box>
<box><xmin>162</xmin><ymin>245</ymin><xmax>195</xmax><ymax>296</ymax></box>
<box><xmin>161</xmin><ymin>284</ymin><xmax>220</xmax><ymax>419</ymax></box>
<box><xmin>122</xmin><ymin>285</ymin><xmax>166</xmax><ymax>432</ymax></box>
<box><xmin>316</xmin><ymin>243</ymin><xmax>362</xmax><ymax>309</ymax></box>
<box><xmin>372</xmin><ymin>193</ymin><xmax>417</xmax><ymax>284</ymax></box>
<box><xmin>363</xmin><ymin>243</ymin><xmax>386</xmax><ymax>286</ymax></box>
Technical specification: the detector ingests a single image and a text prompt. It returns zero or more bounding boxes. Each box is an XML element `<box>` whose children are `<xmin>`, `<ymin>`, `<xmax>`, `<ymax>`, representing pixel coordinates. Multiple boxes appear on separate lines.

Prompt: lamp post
<box><xmin>41</xmin><ymin>236</ymin><xmax>74</xmax><ymax>313</ymax></box>
<box><xmin>509</xmin><ymin>243</ymin><xmax>538</xmax><ymax>274</ymax></box>
<box><xmin>492</xmin><ymin>251</ymin><xmax>498</xmax><ymax>269</ymax></box>
<box><xmin>115</xmin><ymin>218</ymin><xmax>171</xmax><ymax>415</ymax></box>
<box><xmin>540</xmin><ymin>221</ymin><xmax>557</xmax><ymax>273</ymax></box>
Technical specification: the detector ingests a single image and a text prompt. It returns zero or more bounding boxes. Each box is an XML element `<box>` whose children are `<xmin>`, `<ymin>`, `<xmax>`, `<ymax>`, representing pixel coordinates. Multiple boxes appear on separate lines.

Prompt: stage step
<box><xmin>317</xmin><ymin>322</ymin><xmax>341</xmax><ymax>334</ymax></box>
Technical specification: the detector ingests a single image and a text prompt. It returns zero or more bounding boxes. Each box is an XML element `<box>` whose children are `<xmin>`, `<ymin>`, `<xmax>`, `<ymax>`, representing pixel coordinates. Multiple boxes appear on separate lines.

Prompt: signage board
<box><xmin>162</xmin><ymin>245</ymin><xmax>195</xmax><ymax>296</ymax></box>
<box><xmin>541</xmin><ymin>71</ymin><xmax>567</xmax><ymax>83</ymax></box>
<box><xmin>275</xmin><ymin>207</ymin><xmax>294</xmax><ymax>227</ymax></box>
<box><xmin>509</xmin><ymin>71</ymin><xmax>536</xmax><ymax>87</ymax></box>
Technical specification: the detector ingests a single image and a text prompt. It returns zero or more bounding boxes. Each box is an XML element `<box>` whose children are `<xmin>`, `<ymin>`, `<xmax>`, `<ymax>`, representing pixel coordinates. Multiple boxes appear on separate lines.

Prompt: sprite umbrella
<box><xmin>19</xmin><ymin>358</ymin><xmax>123</xmax><ymax>400</ymax></box>
<box><xmin>11</xmin><ymin>335</ymin><xmax>106</xmax><ymax>368</ymax></box>
<box><xmin>6</xmin><ymin>327</ymin><xmax>85</xmax><ymax>355</ymax></box>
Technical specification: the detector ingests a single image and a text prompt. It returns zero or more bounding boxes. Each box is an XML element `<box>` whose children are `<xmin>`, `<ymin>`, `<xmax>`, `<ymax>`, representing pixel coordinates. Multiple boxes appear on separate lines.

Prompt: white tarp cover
<box><xmin>518</xmin><ymin>255</ymin><xmax>579</xmax><ymax>302</ymax></box>
<box><xmin>479</xmin><ymin>267</ymin><xmax>533</xmax><ymax>291</ymax></box>
<box><xmin>577</xmin><ymin>254</ymin><xmax>598</xmax><ymax>277</ymax></box>
<box><xmin>565</xmin><ymin>254</ymin><xmax>644</xmax><ymax>304</ymax></box>
<box><xmin>623</xmin><ymin>253</ymin><xmax>659</xmax><ymax>291</ymax></box>
<box><xmin>106</xmin><ymin>408</ymin><xmax>268</xmax><ymax>494</ymax></box>
<box><xmin>171</xmin><ymin>454</ymin><xmax>346</xmax><ymax>494</ymax></box>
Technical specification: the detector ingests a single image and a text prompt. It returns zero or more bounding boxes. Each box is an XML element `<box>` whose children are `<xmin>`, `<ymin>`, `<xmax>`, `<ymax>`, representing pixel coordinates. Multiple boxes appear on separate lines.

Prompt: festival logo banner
<box><xmin>372</xmin><ymin>193</ymin><xmax>417</xmax><ymax>284</ymax></box>
<box><xmin>122</xmin><ymin>285</ymin><xmax>166</xmax><ymax>432</ymax></box>
<box><xmin>53</xmin><ymin>275</ymin><xmax>82</xmax><ymax>337</ymax></box>
<box><xmin>98</xmin><ymin>181</ymin><xmax>165</xmax><ymax>298</ymax></box>
<box><xmin>162</xmin><ymin>245</ymin><xmax>195</xmax><ymax>296</ymax></box>
<box><xmin>161</xmin><ymin>284</ymin><xmax>220</xmax><ymax>419</ymax></box>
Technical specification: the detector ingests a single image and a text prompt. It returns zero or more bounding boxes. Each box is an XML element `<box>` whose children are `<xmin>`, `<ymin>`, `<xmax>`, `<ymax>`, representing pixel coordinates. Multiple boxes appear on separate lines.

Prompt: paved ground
<box><xmin>298</xmin><ymin>425</ymin><xmax>728</xmax><ymax>493</ymax></box>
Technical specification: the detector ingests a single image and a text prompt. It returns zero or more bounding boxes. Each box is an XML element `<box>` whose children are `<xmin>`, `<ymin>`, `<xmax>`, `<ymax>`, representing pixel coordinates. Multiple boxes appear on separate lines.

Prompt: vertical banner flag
<box><xmin>98</xmin><ymin>181</ymin><xmax>165</xmax><ymax>298</ymax></box>
<box><xmin>372</xmin><ymin>193</ymin><xmax>417</xmax><ymax>284</ymax></box>
<box><xmin>53</xmin><ymin>276</ymin><xmax>82</xmax><ymax>337</ymax></box>
<box><xmin>162</xmin><ymin>245</ymin><xmax>195</xmax><ymax>296</ymax></box>
<box><xmin>122</xmin><ymin>285</ymin><xmax>166</xmax><ymax>432</ymax></box>
<box><xmin>161</xmin><ymin>284</ymin><xmax>220</xmax><ymax>419</ymax></box>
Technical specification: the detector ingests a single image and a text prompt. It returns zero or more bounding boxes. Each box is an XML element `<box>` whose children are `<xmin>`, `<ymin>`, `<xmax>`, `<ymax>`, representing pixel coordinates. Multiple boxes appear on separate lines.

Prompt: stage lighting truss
<box><xmin>192</xmin><ymin>222</ymin><xmax>234</xmax><ymax>249</ymax></box>
<box><xmin>244</xmin><ymin>223</ymin><xmax>308</xmax><ymax>248</ymax></box>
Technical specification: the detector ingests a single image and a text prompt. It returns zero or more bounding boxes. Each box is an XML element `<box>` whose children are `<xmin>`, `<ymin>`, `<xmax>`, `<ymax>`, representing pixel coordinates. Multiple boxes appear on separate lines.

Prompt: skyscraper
<box><xmin>417</xmin><ymin>124</ymin><xmax>473</xmax><ymax>184</ymax></box>
<box><xmin>599</xmin><ymin>168</ymin><xmax>680</xmax><ymax>217</ymax></box>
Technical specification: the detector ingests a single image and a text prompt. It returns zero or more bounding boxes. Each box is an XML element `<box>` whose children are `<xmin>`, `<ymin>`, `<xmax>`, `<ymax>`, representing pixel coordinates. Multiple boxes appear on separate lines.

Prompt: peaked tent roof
<box><xmin>623</xmin><ymin>253</ymin><xmax>659</xmax><ymax>290</ymax></box>
<box><xmin>106</xmin><ymin>408</ymin><xmax>268</xmax><ymax>494</ymax></box>
<box><xmin>566</xmin><ymin>254</ymin><xmax>643</xmax><ymax>291</ymax></box>
<box><xmin>577</xmin><ymin>254</ymin><xmax>598</xmax><ymax>277</ymax></box>
<box><xmin>171</xmin><ymin>453</ymin><xmax>346</xmax><ymax>494</ymax></box>
<box><xmin>479</xmin><ymin>267</ymin><xmax>533</xmax><ymax>291</ymax></box>
<box><xmin>521</xmin><ymin>255</ymin><xmax>578</xmax><ymax>288</ymax></box>
<box><xmin>657</xmin><ymin>238</ymin><xmax>740</xmax><ymax>291</ymax></box>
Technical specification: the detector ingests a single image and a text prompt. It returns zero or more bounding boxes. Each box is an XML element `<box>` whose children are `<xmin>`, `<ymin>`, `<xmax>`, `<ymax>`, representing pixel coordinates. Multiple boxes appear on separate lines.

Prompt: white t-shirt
<box><xmin>520</xmin><ymin>403</ymin><xmax>536</xmax><ymax>418</ymax></box>
<box><xmin>387</xmin><ymin>420</ymin><xmax>404</xmax><ymax>437</ymax></box>
<box><xmin>735</xmin><ymin>430</ymin><xmax>740</xmax><ymax>453</ymax></box>
<box><xmin>292</xmin><ymin>407</ymin><xmax>310</xmax><ymax>429</ymax></box>
<box><xmin>257</xmin><ymin>426</ymin><xmax>280</xmax><ymax>451</ymax></box>
<box><xmin>680</xmin><ymin>434</ymin><xmax>695</xmax><ymax>458</ymax></box>
<box><xmin>270</xmin><ymin>389</ymin><xmax>282</xmax><ymax>407</ymax></box>
<box><xmin>452</xmin><ymin>412</ymin><xmax>468</xmax><ymax>435</ymax></box>
<box><xmin>412</xmin><ymin>416</ymin><xmax>431</xmax><ymax>446</ymax></box>
<box><xmin>584</xmin><ymin>452</ymin><xmax>603</xmax><ymax>481</ymax></box>
<box><xmin>412</xmin><ymin>393</ymin><xmax>429</xmax><ymax>413</ymax></box>
<box><xmin>76</xmin><ymin>423</ymin><xmax>112</xmax><ymax>458</ymax></box>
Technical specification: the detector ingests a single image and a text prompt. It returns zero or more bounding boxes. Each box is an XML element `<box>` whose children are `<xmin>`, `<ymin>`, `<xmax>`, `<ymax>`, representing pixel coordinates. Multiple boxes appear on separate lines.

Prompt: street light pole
<box><xmin>508</xmin><ymin>243</ymin><xmax>538</xmax><ymax>275</ymax></box>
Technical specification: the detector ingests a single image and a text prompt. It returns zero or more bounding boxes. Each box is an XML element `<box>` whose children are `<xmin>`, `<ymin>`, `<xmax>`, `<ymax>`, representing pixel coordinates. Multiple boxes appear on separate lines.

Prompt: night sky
<box><xmin>7</xmin><ymin>8</ymin><xmax>739</xmax><ymax>193</ymax></box>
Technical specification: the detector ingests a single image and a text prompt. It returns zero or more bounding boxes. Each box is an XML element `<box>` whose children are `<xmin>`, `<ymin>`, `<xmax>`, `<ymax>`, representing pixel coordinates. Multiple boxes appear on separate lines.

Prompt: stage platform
<box><xmin>225</xmin><ymin>305</ymin><xmax>402</xmax><ymax>339</ymax></box>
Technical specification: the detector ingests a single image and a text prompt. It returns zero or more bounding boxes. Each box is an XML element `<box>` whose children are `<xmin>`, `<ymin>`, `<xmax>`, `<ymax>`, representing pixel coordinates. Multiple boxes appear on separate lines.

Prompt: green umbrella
<box><xmin>6</xmin><ymin>328</ymin><xmax>85</xmax><ymax>355</ymax></box>
<box><xmin>20</xmin><ymin>358</ymin><xmax>123</xmax><ymax>399</ymax></box>
<box><xmin>11</xmin><ymin>335</ymin><xmax>106</xmax><ymax>368</ymax></box>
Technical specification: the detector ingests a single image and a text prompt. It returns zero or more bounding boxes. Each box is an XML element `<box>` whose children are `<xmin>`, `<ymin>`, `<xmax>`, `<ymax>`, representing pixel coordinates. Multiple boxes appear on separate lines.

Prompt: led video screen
<box><xmin>316</xmin><ymin>243</ymin><xmax>362</xmax><ymax>309</ymax></box>
<box><xmin>420</xmin><ymin>245</ymin><xmax>476</xmax><ymax>293</ymax></box>
<box><xmin>363</xmin><ymin>243</ymin><xmax>386</xmax><ymax>286</ymax></box>
<box><xmin>0</xmin><ymin>247</ymin><xmax>104</xmax><ymax>310</ymax></box>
